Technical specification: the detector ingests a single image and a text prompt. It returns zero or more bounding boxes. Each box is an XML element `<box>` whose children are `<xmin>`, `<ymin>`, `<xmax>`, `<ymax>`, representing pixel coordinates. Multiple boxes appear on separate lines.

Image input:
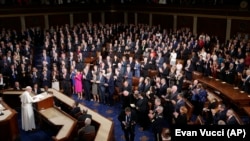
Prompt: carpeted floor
<box><xmin>17</xmin><ymin>94</ymin><xmax>155</xmax><ymax>141</ymax></box>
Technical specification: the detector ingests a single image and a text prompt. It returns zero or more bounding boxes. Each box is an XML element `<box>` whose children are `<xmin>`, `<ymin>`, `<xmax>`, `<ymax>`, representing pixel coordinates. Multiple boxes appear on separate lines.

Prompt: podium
<box><xmin>33</xmin><ymin>92</ymin><xmax>54</xmax><ymax>111</ymax></box>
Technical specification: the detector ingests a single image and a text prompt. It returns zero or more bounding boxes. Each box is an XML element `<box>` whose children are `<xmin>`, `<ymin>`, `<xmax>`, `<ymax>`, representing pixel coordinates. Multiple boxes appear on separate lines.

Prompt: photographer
<box><xmin>118</xmin><ymin>107</ymin><xmax>137</xmax><ymax>141</ymax></box>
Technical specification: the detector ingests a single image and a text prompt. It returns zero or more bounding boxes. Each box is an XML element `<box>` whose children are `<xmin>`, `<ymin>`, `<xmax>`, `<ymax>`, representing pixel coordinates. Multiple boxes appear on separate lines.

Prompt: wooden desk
<box><xmin>243</xmin><ymin>107</ymin><xmax>250</xmax><ymax>117</ymax></box>
<box><xmin>39</xmin><ymin>107</ymin><xmax>77</xmax><ymax>141</ymax></box>
<box><xmin>49</xmin><ymin>88</ymin><xmax>115</xmax><ymax>141</ymax></box>
<box><xmin>33</xmin><ymin>92</ymin><xmax>54</xmax><ymax>111</ymax></box>
<box><xmin>0</xmin><ymin>99</ymin><xmax>19</xmax><ymax>141</ymax></box>
<box><xmin>193</xmin><ymin>72</ymin><xmax>250</xmax><ymax>107</ymax></box>
<box><xmin>32</xmin><ymin>92</ymin><xmax>77</xmax><ymax>141</ymax></box>
<box><xmin>2</xmin><ymin>90</ymin><xmax>24</xmax><ymax>108</ymax></box>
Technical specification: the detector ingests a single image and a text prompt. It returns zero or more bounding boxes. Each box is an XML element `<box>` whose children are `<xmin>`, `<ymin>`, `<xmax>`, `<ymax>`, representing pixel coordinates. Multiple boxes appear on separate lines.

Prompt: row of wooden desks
<box><xmin>49</xmin><ymin>89</ymin><xmax>114</xmax><ymax>141</ymax></box>
<box><xmin>193</xmin><ymin>71</ymin><xmax>250</xmax><ymax>107</ymax></box>
<box><xmin>198</xmin><ymin>76</ymin><xmax>250</xmax><ymax>106</ymax></box>
<box><xmin>1</xmin><ymin>89</ymin><xmax>114</xmax><ymax>141</ymax></box>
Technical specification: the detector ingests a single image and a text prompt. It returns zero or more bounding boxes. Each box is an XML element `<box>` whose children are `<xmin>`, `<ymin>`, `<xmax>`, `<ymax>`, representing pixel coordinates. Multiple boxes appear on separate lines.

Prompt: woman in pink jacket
<box><xmin>74</xmin><ymin>69</ymin><xmax>83</xmax><ymax>99</ymax></box>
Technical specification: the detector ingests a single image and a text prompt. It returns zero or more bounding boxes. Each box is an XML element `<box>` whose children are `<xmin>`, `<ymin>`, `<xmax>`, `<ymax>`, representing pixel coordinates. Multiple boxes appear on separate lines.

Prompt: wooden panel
<box><xmin>152</xmin><ymin>14</ymin><xmax>173</xmax><ymax>30</ymax></box>
<box><xmin>0</xmin><ymin>100</ymin><xmax>19</xmax><ymax>141</ymax></box>
<box><xmin>34</xmin><ymin>95</ymin><xmax>54</xmax><ymax>111</ymax></box>
<box><xmin>231</xmin><ymin>19</ymin><xmax>250</xmax><ymax>37</ymax></box>
<box><xmin>127</xmin><ymin>12</ymin><xmax>135</xmax><ymax>24</ymax></box>
<box><xmin>40</xmin><ymin>107</ymin><xmax>77</xmax><ymax>141</ymax></box>
<box><xmin>49</xmin><ymin>14</ymin><xmax>70</xmax><ymax>27</ymax></box>
<box><xmin>197</xmin><ymin>17</ymin><xmax>227</xmax><ymax>42</ymax></box>
<box><xmin>73</xmin><ymin>13</ymin><xmax>89</xmax><ymax>24</ymax></box>
<box><xmin>105</xmin><ymin>12</ymin><xmax>124</xmax><ymax>24</ymax></box>
<box><xmin>25</xmin><ymin>15</ymin><xmax>45</xmax><ymax>28</ymax></box>
<box><xmin>92</xmin><ymin>12</ymin><xmax>102</xmax><ymax>24</ymax></box>
<box><xmin>137</xmin><ymin>13</ymin><xmax>149</xmax><ymax>24</ymax></box>
<box><xmin>177</xmin><ymin>16</ymin><xmax>193</xmax><ymax>30</ymax></box>
<box><xmin>0</xmin><ymin>17</ymin><xmax>21</xmax><ymax>31</ymax></box>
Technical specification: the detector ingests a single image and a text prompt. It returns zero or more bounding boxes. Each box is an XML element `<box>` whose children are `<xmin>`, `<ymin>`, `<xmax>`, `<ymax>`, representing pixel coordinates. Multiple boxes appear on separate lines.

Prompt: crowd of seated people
<box><xmin>0</xmin><ymin>22</ymin><xmax>249</xmax><ymax>139</ymax></box>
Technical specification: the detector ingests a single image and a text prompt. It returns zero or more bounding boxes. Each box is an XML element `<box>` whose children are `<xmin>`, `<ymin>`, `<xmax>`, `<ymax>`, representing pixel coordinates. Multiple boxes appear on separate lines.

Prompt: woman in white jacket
<box><xmin>170</xmin><ymin>49</ymin><xmax>177</xmax><ymax>66</ymax></box>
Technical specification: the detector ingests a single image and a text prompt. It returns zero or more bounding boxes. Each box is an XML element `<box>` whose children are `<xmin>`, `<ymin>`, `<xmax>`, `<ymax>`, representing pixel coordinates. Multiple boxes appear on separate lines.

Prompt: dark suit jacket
<box><xmin>226</xmin><ymin>68</ymin><xmax>236</xmax><ymax>84</ymax></box>
<box><xmin>106</xmin><ymin>76</ymin><xmax>115</xmax><ymax>95</ymax></box>
<box><xmin>151</xmin><ymin>114</ymin><xmax>165</xmax><ymax>134</ymax></box>
<box><xmin>217</xmin><ymin>67</ymin><xmax>226</xmax><ymax>81</ymax></box>
<box><xmin>174</xmin><ymin>113</ymin><xmax>188</xmax><ymax>125</ymax></box>
<box><xmin>78</xmin><ymin>113</ymin><xmax>92</xmax><ymax>122</ymax></box>
<box><xmin>175</xmin><ymin>99</ymin><xmax>186</xmax><ymax>113</ymax></box>
<box><xmin>137</xmin><ymin>82</ymin><xmax>145</xmax><ymax>94</ymax></box>
<box><xmin>213</xmin><ymin>109</ymin><xmax>228</xmax><ymax>124</ymax></box>
<box><xmin>118</xmin><ymin>109</ymin><xmax>137</xmax><ymax>130</ymax></box>
<box><xmin>32</xmin><ymin>87</ymin><xmax>43</xmax><ymax>95</ymax></box>
<box><xmin>185</xmin><ymin>64</ymin><xmax>193</xmax><ymax>81</ymax></box>
<box><xmin>70</xmin><ymin>107</ymin><xmax>81</xmax><ymax>117</ymax></box>
<box><xmin>170</xmin><ymin>91</ymin><xmax>178</xmax><ymax>102</ymax></box>
<box><xmin>160</xmin><ymin>67</ymin><xmax>169</xmax><ymax>78</ymax></box>
<box><xmin>226</xmin><ymin>116</ymin><xmax>239</xmax><ymax>125</ymax></box>
<box><xmin>157</xmin><ymin>83</ymin><xmax>167</xmax><ymax>97</ymax></box>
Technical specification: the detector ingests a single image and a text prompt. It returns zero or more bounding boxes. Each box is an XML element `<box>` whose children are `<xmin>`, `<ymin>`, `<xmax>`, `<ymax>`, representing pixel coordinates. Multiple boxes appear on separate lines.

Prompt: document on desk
<box><xmin>33</xmin><ymin>92</ymin><xmax>49</xmax><ymax>102</ymax></box>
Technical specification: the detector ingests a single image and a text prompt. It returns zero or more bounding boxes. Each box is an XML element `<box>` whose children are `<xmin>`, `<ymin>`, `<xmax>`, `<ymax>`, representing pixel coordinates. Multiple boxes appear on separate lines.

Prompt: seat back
<box><xmin>82</xmin><ymin>132</ymin><xmax>96</xmax><ymax>141</ymax></box>
<box><xmin>148</xmin><ymin>69</ymin><xmax>158</xmax><ymax>78</ymax></box>
<box><xmin>132</xmin><ymin>77</ymin><xmax>139</xmax><ymax>87</ymax></box>
<box><xmin>232</xmin><ymin>110</ymin><xmax>244</xmax><ymax>125</ymax></box>
<box><xmin>184</xmin><ymin>98</ymin><xmax>194</xmax><ymax>121</ymax></box>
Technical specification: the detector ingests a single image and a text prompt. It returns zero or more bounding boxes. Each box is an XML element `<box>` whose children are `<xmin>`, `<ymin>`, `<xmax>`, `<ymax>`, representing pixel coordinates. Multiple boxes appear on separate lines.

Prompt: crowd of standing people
<box><xmin>0</xmin><ymin>22</ymin><xmax>250</xmax><ymax>140</ymax></box>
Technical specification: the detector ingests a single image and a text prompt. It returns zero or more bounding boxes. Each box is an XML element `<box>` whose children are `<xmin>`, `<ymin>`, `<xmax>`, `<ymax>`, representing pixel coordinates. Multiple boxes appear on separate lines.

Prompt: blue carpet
<box><xmin>17</xmin><ymin>95</ymin><xmax>155</xmax><ymax>141</ymax></box>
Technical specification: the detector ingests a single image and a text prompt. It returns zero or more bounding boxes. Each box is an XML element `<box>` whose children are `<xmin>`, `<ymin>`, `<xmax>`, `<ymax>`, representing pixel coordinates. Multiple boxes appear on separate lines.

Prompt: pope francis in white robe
<box><xmin>20</xmin><ymin>86</ymin><xmax>36</xmax><ymax>131</ymax></box>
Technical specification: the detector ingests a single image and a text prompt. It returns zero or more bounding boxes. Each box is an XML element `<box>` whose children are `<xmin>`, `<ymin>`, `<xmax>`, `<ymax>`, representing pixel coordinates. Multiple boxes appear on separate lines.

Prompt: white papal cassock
<box><xmin>20</xmin><ymin>91</ymin><xmax>36</xmax><ymax>131</ymax></box>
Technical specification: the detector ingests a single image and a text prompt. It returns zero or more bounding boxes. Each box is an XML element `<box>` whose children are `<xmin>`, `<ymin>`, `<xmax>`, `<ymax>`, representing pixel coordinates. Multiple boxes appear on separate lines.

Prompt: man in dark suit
<box><xmin>118</xmin><ymin>107</ymin><xmax>137</xmax><ymax>141</ymax></box>
<box><xmin>13</xmin><ymin>81</ymin><xmax>22</xmax><ymax>90</ymax></box>
<box><xmin>156</xmin><ymin>78</ymin><xmax>168</xmax><ymax>98</ymax></box>
<box><xmin>148</xmin><ymin>105</ymin><xmax>165</xmax><ymax>141</ymax></box>
<box><xmin>8</xmin><ymin>64</ymin><xmax>19</xmax><ymax>87</ymax></box>
<box><xmin>226</xmin><ymin>109</ymin><xmax>239</xmax><ymax>125</ymax></box>
<box><xmin>83</xmin><ymin>65</ymin><xmax>92</xmax><ymax>101</ymax></box>
<box><xmin>77</xmin><ymin>109</ymin><xmax>92</xmax><ymax>122</ymax></box>
<box><xmin>78</xmin><ymin>118</ymin><xmax>96</xmax><ymax>141</ymax></box>
<box><xmin>213</xmin><ymin>103</ymin><xmax>228</xmax><ymax>125</ymax></box>
<box><xmin>60</xmin><ymin>68</ymin><xmax>71</xmax><ymax>96</ymax></box>
<box><xmin>70</xmin><ymin>101</ymin><xmax>81</xmax><ymax>117</ymax></box>
<box><xmin>114</xmin><ymin>68</ymin><xmax>124</xmax><ymax>93</ymax></box>
<box><xmin>174</xmin><ymin>93</ymin><xmax>186</xmax><ymax>113</ymax></box>
<box><xmin>159</xmin><ymin>62</ymin><xmax>169</xmax><ymax>79</ymax></box>
<box><xmin>98</xmin><ymin>70</ymin><xmax>107</xmax><ymax>104</ymax></box>
<box><xmin>121</xmin><ymin>80</ymin><xmax>133</xmax><ymax>109</ymax></box>
<box><xmin>241</xmin><ymin>69</ymin><xmax>250</xmax><ymax>94</ymax></box>
<box><xmin>134</xmin><ymin>93</ymin><xmax>149</xmax><ymax>131</ymax></box>
<box><xmin>32</xmin><ymin>83</ymin><xmax>43</xmax><ymax>95</ymax></box>
<box><xmin>137</xmin><ymin>77</ymin><xmax>145</xmax><ymax>94</ymax></box>
<box><xmin>217</xmin><ymin>62</ymin><xmax>226</xmax><ymax>81</ymax></box>
<box><xmin>184</xmin><ymin>59</ymin><xmax>193</xmax><ymax>81</ymax></box>
<box><xmin>104</xmin><ymin>73</ymin><xmax>115</xmax><ymax>106</ymax></box>
<box><xmin>225</xmin><ymin>62</ymin><xmax>236</xmax><ymax>85</ymax></box>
